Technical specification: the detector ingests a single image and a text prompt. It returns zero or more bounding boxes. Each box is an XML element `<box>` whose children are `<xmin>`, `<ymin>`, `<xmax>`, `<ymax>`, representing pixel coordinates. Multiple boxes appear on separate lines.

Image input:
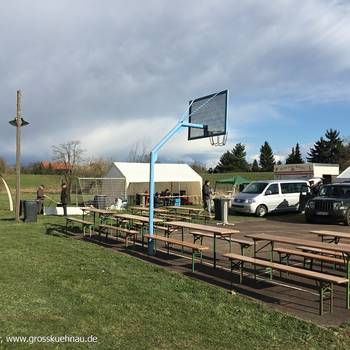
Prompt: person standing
<box><xmin>60</xmin><ymin>183</ymin><xmax>68</xmax><ymax>217</ymax></box>
<box><xmin>36</xmin><ymin>184</ymin><xmax>45</xmax><ymax>214</ymax></box>
<box><xmin>202</xmin><ymin>180</ymin><xmax>212</xmax><ymax>213</ymax></box>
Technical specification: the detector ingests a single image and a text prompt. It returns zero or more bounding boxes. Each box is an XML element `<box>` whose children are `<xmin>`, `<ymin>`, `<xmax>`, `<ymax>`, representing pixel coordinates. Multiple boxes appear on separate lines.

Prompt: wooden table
<box><xmin>309</xmin><ymin>230</ymin><xmax>350</xmax><ymax>244</ymax></box>
<box><xmin>113</xmin><ymin>213</ymin><xmax>163</xmax><ymax>244</ymax></box>
<box><xmin>166</xmin><ymin>206</ymin><xmax>203</xmax><ymax>217</ymax></box>
<box><xmin>129</xmin><ymin>206</ymin><xmax>169</xmax><ymax>215</ymax></box>
<box><xmin>166</xmin><ymin>221</ymin><xmax>239</xmax><ymax>268</ymax></box>
<box><xmin>81</xmin><ymin>207</ymin><xmax>115</xmax><ymax>226</ymax></box>
<box><xmin>246</xmin><ymin>232</ymin><xmax>350</xmax><ymax>309</ymax></box>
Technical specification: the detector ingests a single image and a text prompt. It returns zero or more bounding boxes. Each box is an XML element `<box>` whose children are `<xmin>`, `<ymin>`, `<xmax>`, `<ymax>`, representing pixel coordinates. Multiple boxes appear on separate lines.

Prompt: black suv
<box><xmin>305</xmin><ymin>183</ymin><xmax>350</xmax><ymax>225</ymax></box>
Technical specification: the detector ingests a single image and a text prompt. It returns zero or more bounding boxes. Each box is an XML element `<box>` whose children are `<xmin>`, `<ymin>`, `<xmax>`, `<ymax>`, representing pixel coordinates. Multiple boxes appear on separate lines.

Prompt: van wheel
<box><xmin>255</xmin><ymin>205</ymin><xmax>268</xmax><ymax>217</ymax></box>
<box><xmin>345</xmin><ymin>209</ymin><xmax>350</xmax><ymax>226</ymax></box>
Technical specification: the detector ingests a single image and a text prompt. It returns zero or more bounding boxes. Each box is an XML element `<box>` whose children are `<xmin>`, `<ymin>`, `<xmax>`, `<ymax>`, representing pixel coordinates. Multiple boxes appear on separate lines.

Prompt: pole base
<box><xmin>147</xmin><ymin>238</ymin><xmax>155</xmax><ymax>256</ymax></box>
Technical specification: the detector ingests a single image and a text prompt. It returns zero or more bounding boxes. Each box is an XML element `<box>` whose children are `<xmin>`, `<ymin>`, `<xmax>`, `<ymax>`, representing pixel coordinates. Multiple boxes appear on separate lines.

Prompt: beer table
<box><xmin>246</xmin><ymin>232</ymin><xmax>350</xmax><ymax>309</ymax></box>
<box><xmin>166</xmin><ymin>221</ymin><xmax>240</xmax><ymax>268</ymax></box>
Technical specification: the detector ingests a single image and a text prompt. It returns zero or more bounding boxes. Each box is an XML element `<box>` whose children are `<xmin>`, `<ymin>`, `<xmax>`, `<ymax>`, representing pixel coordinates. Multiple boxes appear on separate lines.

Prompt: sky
<box><xmin>0</xmin><ymin>0</ymin><xmax>350</xmax><ymax>168</ymax></box>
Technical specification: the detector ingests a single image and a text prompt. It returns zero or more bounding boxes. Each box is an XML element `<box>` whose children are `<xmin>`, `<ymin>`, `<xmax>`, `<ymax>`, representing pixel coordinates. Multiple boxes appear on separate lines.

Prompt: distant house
<box><xmin>41</xmin><ymin>161</ymin><xmax>72</xmax><ymax>173</ymax></box>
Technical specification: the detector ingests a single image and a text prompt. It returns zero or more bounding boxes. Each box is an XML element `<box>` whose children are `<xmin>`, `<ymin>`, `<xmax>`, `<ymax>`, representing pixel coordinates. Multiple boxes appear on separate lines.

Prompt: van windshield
<box><xmin>242</xmin><ymin>182</ymin><xmax>268</xmax><ymax>194</ymax></box>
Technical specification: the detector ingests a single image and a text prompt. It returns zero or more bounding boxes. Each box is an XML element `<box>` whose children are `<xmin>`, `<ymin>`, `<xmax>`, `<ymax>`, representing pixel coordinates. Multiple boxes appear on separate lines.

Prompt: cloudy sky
<box><xmin>1</xmin><ymin>0</ymin><xmax>350</xmax><ymax>167</ymax></box>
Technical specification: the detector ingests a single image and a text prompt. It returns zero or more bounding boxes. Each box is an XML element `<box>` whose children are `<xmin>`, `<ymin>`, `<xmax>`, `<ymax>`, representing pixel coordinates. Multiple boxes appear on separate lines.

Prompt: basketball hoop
<box><xmin>209</xmin><ymin>133</ymin><xmax>227</xmax><ymax>146</ymax></box>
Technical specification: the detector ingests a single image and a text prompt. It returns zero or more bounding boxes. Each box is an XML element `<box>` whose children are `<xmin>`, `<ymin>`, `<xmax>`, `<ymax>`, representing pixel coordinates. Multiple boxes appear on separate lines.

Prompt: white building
<box><xmin>336</xmin><ymin>166</ymin><xmax>350</xmax><ymax>183</ymax></box>
<box><xmin>274</xmin><ymin>163</ymin><xmax>339</xmax><ymax>183</ymax></box>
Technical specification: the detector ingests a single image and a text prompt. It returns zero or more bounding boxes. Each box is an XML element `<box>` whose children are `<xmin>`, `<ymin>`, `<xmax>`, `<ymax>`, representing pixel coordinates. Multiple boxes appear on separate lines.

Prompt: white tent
<box><xmin>336</xmin><ymin>167</ymin><xmax>350</xmax><ymax>183</ymax></box>
<box><xmin>105</xmin><ymin>162</ymin><xmax>203</xmax><ymax>204</ymax></box>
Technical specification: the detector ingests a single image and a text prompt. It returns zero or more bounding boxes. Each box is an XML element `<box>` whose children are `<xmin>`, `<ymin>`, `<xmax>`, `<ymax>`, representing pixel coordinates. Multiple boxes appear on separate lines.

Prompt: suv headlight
<box><xmin>245</xmin><ymin>199</ymin><xmax>256</xmax><ymax>204</ymax></box>
<box><xmin>333</xmin><ymin>202</ymin><xmax>344</xmax><ymax>210</ymax></box>
<box><xmin>307</xmin><ymin>200</ymin><xmax>315</xmax><ymax>209</ymax></box>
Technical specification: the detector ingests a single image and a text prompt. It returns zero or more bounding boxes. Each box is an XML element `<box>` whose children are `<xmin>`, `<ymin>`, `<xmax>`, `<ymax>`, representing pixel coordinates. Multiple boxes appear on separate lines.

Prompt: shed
<box><xmin>105</xmin><ymin>162</ymin><xmax>203</xmax><ymax>204</ymax></box>
<box><xmin>274</xmin><ymin>163</ymin><xmax>339</xmax><ymax>183</ymax></box>
<box><xmin>336</xmin><ymin>167</ymin><xmax>350</xmax><ymax>183</ymax></box>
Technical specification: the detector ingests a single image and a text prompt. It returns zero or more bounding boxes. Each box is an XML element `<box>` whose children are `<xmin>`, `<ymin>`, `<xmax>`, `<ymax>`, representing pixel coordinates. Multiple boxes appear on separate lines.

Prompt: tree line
<box><xmin>211</xmin><ymin>129</ymin><xmax>350</xmax><ymax>173</ymax></box>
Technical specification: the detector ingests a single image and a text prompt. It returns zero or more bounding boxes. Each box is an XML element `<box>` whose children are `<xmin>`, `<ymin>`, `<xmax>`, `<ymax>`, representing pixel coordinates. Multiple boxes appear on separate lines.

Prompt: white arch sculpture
<box><xmin>0</xmin><ymin>175</ymin><xmax>13</xmax><ymax>211</ymax></box>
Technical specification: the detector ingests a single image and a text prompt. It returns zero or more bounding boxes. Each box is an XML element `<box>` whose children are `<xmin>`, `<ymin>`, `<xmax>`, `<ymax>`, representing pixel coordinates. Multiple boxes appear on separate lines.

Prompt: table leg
<box><xmin>213</xmin><ymin>233</ymin><xmax>217</xmax><ymax>269</ymax></box>
<box><xmin>347</xmin><ymin>255</ymin><xmax>350</xmax><ymax>309</ymax></box>
<box><xmin>253</xmin><ymin>239</ymin><xmax>257</xmax><ymax>281</ymax></box>
<box><xmin>269</xmin><ymin>241</ymin><xmax>274</xmax><ymax>280</ymax></box>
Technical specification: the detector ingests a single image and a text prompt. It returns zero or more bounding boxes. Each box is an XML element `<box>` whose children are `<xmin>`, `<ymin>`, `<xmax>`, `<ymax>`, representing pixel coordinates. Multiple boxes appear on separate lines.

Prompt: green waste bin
<box><xmin>23</xmin><ymin>200</ymin><xmax>38</xmax><ymax>223</ymax></box>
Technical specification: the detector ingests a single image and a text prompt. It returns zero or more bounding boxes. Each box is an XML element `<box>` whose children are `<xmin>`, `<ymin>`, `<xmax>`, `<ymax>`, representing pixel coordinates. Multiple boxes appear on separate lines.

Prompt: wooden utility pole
<box><xmin>9</xmin><ymin>90</ymin><xmax>29</xmax><ymax>222</ymax></box>
<box><xmin>15</xmin><ymin>90</ymin><xmax>22</xmax><ymax>222</ymax></box>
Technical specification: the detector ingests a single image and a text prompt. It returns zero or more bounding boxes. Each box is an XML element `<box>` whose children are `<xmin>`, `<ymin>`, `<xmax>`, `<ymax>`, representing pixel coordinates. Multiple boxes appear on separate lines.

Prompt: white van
<box><xmin>232</xmin><ymin>180</ymin><xmax>309</xmax><ymax>217</ymax></box>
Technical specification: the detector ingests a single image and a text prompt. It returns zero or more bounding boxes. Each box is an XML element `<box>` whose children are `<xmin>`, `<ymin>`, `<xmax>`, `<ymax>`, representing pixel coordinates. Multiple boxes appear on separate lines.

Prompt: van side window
<box><xmin>281</xmin><ymin>183</ymin><xmax>306</xmax><ymax>194</ymax></box>
<box><xmin>266</xmin><ymin>184</ymin><xmax>279</xmax><ymax>195</ymax></box>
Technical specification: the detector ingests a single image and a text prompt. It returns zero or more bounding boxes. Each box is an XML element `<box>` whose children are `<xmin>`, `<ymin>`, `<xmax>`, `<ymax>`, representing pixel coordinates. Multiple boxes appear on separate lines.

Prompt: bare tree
<box><xmin>127</xmin><ymin>140</ymin><xmax>150</xmax><ymax>163</ymax></box>
<box><xmin>52</xmin><ymin>140</ymin><xmax>85</xmax><ymax>202</ymax></box>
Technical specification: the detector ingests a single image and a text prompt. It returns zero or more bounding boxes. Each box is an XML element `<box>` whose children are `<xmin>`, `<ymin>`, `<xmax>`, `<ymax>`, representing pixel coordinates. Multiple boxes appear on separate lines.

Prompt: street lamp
<box><xmin>9</xmin><ymin>90</ymin><xmax>29</xmax><ymax>222</ymax></box>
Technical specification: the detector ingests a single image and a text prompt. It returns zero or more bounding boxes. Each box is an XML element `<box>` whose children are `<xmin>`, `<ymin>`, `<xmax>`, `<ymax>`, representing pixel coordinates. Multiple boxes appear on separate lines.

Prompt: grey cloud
<box><xmin>1</xmin><ymin>0</ymin><xmax>350</xmax><ymax>164</ymax></box>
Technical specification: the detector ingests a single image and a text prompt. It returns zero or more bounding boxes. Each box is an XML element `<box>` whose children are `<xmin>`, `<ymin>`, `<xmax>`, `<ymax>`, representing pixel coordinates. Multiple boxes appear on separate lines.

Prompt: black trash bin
<box><xmin>213</xmin><ymin>198</ymin><xmax>223</xmax><ymax>221</ymax></box>
<box><xmin>23</xmin><ymin>200</ymin><xmax>38</xmax><ymax>223</ymax></box>
<box><xmin>94</xmin><ymin>195</ymin><xmax>107</xmax><ymax>209</ymax></box>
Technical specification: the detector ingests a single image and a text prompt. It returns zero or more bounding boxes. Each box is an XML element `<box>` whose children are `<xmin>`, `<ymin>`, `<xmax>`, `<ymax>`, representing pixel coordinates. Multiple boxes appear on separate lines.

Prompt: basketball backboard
<box><xmin>188</xmin><ymin>90</ymin><xmax>228</xmax><ymax>141</ymax></box>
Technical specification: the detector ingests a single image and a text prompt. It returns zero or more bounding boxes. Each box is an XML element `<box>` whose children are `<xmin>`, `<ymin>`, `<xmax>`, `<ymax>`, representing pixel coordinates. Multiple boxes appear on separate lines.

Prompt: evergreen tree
<box><xmin>286</xmin><ymin>143</ymin><xmax>304</xmax><ymax>164</ymax></box>
<box><xmin>231</xmin><ymin>143</ymin><xmax>249</xmax><ymax>172</ymax></box>
<box><xmin>251</xmin><ymin>159</ymin><xmax>260</xmax><ymax>172</ymax></box>
<box><xmin>294</xmin><ymin>143</ymin><xmax>304</xmax><ymax>163</ymax></box>
<box><xmin>276</xmin><ymin>160</ymin><xmax>283</xmax><ymax>165</ymax></box>
<box><xmin>307</xmin><ymin>129</ymin><xmax>343</xmax><ymax>164</ymax></box>
<box><xmin>216</xmin><ymin>150</ymin><xmax>235</xmax><ymax>172</ymax></box>
<box><xmin>285</xmin><ymin>147</ymin><xmax>295</xmax><ymax>164</ymax></box>
<box><xmin>216</xmin><ymin>143</ymin><xmax>249</xmax><ymax>172</ymax></box>
<box><xmin>259</xmin><ymin>141</ymin><xmax>275</xmax><ymax>171</ymax></box>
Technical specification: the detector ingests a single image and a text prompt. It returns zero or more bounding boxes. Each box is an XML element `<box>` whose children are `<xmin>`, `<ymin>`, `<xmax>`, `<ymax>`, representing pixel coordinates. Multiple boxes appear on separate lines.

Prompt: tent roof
<box><xmin>216</xmin><ymin>175</ymin><xmax>251</xmax><ymax>185</ymax></box>
<box><xmin>337</xmin><ymin>166</ymin><xmax>350</xmax><ymax>179</ymax></box>
<box><xmin>111</xmin><ymin>162</ymin><xmax>202</xmax><ymax>183</ymax></box>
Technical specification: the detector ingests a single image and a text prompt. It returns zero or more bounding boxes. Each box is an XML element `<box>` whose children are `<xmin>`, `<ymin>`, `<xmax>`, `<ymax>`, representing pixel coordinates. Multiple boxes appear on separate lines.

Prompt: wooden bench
<box><xmin>158</xmin><ymin>213</ymin><xmax>192</xmax><ymax>222</ymax></box>
<box><xmin>196</xmin><ymin>213</ymin><xmax>215</xmax><ymax>223</ymax></box>
<box><xmin>99</xmin><ymin>224</ymin><xmax>139</xmax><ymax>247</ymax></box>
<box><xmin>273</xmin><ymin>247</ymin><xmax>345</xmax><ymax>273</ymax></box>
<box><xmin>66</xmin><ymin>217</ymin><xmax>94</xmax><ymax>237</ymax></box>
<box><xmin>190</xmin><ymin>231</ymin><xmax>253</xmax><ymax>255</ymax></box>
<box><xmin>297</xmin><ymin>246</ymin><xmax>343</xmax><ymax>258</ymax></box>
<box><xmin>224</xmin><ymin>253</ymin><xmax>348</xmax><ymax>315</ymax></box>
<box><xmin>144</xmin><ymin>234</ymin><xmax>209</xmax><ymax>272</ymax></box>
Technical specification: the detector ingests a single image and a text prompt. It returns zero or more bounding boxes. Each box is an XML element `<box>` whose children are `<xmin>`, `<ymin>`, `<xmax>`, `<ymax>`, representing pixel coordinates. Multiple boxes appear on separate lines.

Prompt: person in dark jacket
<box><xmin>60</xmin><ymin>183</ymin><xmax>68</xmax><ymax>217</ymax></box>
<box><xmin>36</xmin><ymin>184</ymin><xmax>45</xmax><ymax>214</ymax></box>
<box><xmin>202</xmin><ymin>180</ymin><xmax>212</xmax><ymax>213</ymax></box>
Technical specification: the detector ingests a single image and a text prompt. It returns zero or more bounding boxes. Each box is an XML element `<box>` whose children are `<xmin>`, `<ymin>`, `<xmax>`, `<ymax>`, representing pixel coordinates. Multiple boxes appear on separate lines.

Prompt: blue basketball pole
<box><xmin>147</xmin><ymin>121</ymin><xmax>204</xmax><ymax>255</ymax></box>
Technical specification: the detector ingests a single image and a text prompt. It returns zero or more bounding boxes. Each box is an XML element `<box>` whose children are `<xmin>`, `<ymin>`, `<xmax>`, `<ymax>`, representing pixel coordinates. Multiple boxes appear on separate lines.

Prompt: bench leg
<box><xmin>319</xmin><ymin>282</ymin><xmax>333</xmax><ymax>316</ymax></box>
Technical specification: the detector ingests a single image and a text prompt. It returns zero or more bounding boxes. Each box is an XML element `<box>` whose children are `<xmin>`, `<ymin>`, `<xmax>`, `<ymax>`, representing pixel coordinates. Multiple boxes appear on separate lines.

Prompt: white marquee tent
<box><xmin>105</xmin><ymin>162</ymin><xmax>203</xmax><ymax>204</ymax></box>
<box><xmin>336</xmin><ymin>167</ymin><xmax>350</xmax><ymax>183</ymax></box>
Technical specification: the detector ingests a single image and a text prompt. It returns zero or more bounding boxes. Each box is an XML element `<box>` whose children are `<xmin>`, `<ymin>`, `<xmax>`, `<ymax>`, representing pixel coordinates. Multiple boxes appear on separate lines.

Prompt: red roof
<box><xmin>41</xmin><ymin>161</ymin><xmax>71</xmax><ymax>170</ymax></box>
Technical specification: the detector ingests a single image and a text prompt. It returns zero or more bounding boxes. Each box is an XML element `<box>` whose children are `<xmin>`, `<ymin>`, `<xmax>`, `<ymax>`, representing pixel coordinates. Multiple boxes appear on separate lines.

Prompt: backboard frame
<box><xmin>188</xmin><ymin>89</ymin><xmax>228</xmax><ymax>141</ymax></box>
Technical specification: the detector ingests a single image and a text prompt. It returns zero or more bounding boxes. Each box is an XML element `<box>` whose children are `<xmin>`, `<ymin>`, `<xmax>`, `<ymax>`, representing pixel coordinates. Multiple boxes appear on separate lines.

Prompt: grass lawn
<box><xmin>200</xmin><ymin>172</ymin><xmax>274</xmax><ymax>184</ymax></box>
<box><xmin>0</xmin><ymin>202</ymin><xmax>350</xmax><ymax>349</ymax></box>
<box><xmin>2</xmin><ymin>174</ymin><xmax>62</xmax><ymax>192</ymax></box>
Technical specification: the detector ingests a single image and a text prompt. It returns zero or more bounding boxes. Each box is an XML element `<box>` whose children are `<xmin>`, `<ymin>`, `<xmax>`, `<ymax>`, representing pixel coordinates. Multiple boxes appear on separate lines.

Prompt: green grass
<box><xmin>0</xmin><ymin>195</ymin><xmax>350</xmax><ymax>349</ymax></box>
<box><xmin>200</xmin><ymin>172</ymin><xmax>274</xmax><ymax>184</ymax></box>
<box><xmin>2</xmin><ymin>174</ymin><xmax>62</xmax><ymax>191</ymax></box>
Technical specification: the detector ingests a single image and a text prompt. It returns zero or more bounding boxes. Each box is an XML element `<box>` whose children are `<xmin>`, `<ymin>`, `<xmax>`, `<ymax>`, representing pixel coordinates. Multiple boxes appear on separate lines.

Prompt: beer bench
<box><xmin>297</xmin><ymin>246</ymin><xmax>343</xmax><ymax>258</ymax></box>
<box><xmin>224</xmin><ymin>253</ymin><xmax>348</xmax><ymax>315</ymax></box>
<box><xmin>65</xmin><ymin>217</ymin><xmax>94</xmax><ymax>237</ymax></box>
<box><xmin>99</xmin><ymin>224</ymin><xmax>138</xmax><ymax>247</ymax></box>
<box><xmin>190</xmin><ymin>231</ymin><xmax>253</xmax><ymax>255</ymax></box>
<box><xmin>274</xmin><ymin>247</ymin><xmax>345</xmax><ymax>273</ymax></box>
<box><xmin>144</xmin><ymin>234</ymin><xmax>209</xmax><ymax>272</ymax></box>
